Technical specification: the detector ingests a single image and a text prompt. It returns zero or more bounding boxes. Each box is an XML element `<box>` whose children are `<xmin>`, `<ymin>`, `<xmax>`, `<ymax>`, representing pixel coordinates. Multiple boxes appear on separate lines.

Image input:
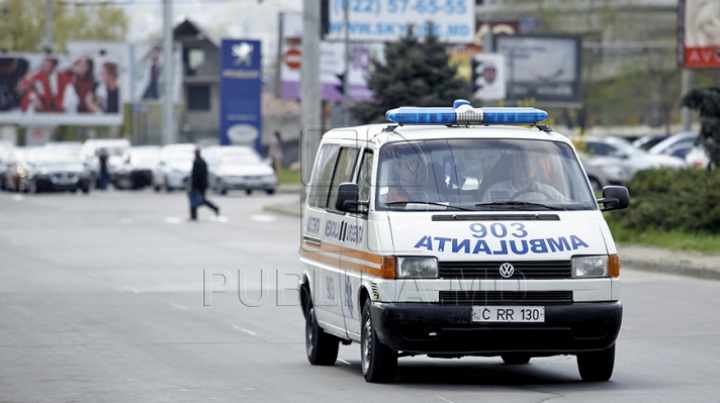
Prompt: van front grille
<box><xmin>439</xmin><ymin>260</ymin><xmax>571</xmax><ymax>279</ymax></box>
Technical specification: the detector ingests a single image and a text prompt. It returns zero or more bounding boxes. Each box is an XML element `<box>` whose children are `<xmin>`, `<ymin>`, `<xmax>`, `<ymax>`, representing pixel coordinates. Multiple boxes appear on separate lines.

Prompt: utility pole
<box><xmin>342</xmin><ymin>0</ymin><xmax>350</xmax><ymax>126</ymax></box>
<box><xmin>45</xmin><ymin>0</ymin><xmax>53</xmax><ymax>53</ymax></box>
<box><xmin>162</xmin><ymin>0</ymin><xmax>175</xmax><ymax>145</ymax></box>
<box><xmin>301</xmin><ymin>0</ymin><xmax>321</xmax><ymax>184</ymax></box>
<box><xmin>681</xmin><ymin>69</ymin><xmax>693</xmax><ymax>132</ymax></box>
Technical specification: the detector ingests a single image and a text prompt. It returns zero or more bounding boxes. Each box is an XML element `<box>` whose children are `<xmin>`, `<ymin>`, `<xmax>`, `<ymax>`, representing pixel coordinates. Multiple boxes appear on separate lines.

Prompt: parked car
<box><xmin>582</xmin><ymin>136</ymin><xmax>686</xmax><ymax>183</ymax></box>
<box><xmin>685</xmin><ymin>144</ymin><xmax>710</xmax><ymax>169</ymax></box>
<box><xmin>632</xmin><ymin>134</ymin><xmax>670</xmax><ymax>151</ymax></box>
<box><xmin>3</xmin><ymin>148</ymin><xmax>35</xmax><ymax>192</ymax></box>
<box><xmin>20</xmin><ymin>148</ymin><xmax>91</xmax><ymax>193</ymax></box>
<box><xmin>648</xmin><ymin>131</ymin><xmax>697</xmax><ymax>159</ymax></box>
<box><xmin>579</xmin><ymin>153</ymin><xmax>628</xmax><ymax>191</ymax></box>
<box><xmin>204</xmin><ymin>146</ymin><xmax>277</xmax><ymax>195</ymax></box>
<box><xmin>79</xmin><ymin>139</ymin><xmax>131</xmax><ymax>185</ymax></box>
<box><xmin>0</xmin><ymin>144</ymin><xmax>14</xmax><ymax>191</ymax></box>
<box><xmin>114</xmin><ymin>146</ymin><xmax>161</xmax><ymax>189</ymax></box>
<box><xmin>154</xmin><ymin>144</ymin><xmax>196</xmax><ymax>191</ymax></box>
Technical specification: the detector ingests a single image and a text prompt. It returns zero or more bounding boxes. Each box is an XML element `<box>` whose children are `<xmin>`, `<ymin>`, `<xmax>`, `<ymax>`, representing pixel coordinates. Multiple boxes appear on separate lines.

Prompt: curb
<box><xmin>622</xmin><ymin>258</ymin><xmax>720</xmax><ymax>281</ymax></box>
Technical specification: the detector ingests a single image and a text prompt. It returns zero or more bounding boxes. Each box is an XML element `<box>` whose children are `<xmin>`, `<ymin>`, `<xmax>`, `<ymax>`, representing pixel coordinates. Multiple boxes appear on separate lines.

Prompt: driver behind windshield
<box><xmin>480</xmin><ymin>151</ymin><xmax>565</xmax><ymax>203</ymax></box>
<box><xmin>386</xmin><ymin>152</ymin><xmax>445</xmax><ymax>203</ymax></box>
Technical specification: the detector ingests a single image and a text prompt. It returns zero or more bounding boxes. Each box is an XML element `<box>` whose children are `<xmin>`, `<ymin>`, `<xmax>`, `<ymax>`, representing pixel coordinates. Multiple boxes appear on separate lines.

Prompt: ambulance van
<box><xmin>299</xmin><ymin>101</ymin><xmax>629</xmax><ymax>383</ymax></box>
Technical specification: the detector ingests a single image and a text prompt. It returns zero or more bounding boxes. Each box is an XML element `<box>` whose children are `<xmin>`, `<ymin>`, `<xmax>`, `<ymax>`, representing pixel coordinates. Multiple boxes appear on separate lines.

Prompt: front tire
<box><xmin>577</xmin><ymin>344</ymin><xmax>615</xmax><ymax>382</ymax></box>
<box><xmin>305</xmin><ymin>301</ymin><xmax>339</xmax><ymax>366</ymax></box>
<box><xmin>361</xmin><ymin>302</ymin><xmax>397</xmax><ymax>383</ymax></box>
<box><xmin>266</xmin><ymin>189</ymin><xmax>275</xmax><ymax>195</ymax></box>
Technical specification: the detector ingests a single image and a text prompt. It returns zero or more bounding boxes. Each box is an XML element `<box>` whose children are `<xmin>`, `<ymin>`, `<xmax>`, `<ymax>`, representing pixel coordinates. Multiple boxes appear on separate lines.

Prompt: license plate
<box><xmin>471</xmin><ymin>306</ymin><xmax>545</xmax><ymax>323</ymax></box>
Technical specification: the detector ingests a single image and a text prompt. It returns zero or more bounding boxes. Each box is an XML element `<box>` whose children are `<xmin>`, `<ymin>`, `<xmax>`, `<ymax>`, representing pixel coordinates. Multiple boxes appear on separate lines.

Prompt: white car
<box><xmin>154</xmin><ymin>144</ymin><xmax>196</xmax><ymax>191</ymax></box>
<box><xmin>204</xmin><ymin>146</ymin><xmax>277</xmax><ymax>195</ymax></box>
<box><xmin>79</xmin><ymin>139</ymin><xmax>131</xmax><ymax>184</ymax></box>
<box><xmin>685</xmin><ymin>144</ymin><xmax>710</xmax><ymax>169</ymax></box>
<box><xmin>583</xmin><ymin>136</ymin><xmax>686</xmax><ymax>182</ymax></box>
<box><xmin>114</xmin><ymin>146</ymin><xmax>161</xmax><ymax>189</ymax></box>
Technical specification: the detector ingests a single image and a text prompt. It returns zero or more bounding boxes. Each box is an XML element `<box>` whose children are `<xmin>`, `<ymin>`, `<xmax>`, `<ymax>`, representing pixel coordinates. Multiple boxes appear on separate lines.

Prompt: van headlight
<box><xmin>396</xmin><ymin>257</ymin><xmax>438</xmax><ymax>279</ymax></box>
<box><xmin>572</xmin><ymin>256</ymin><xmax>608</xmax><ymax>278</ymax></box>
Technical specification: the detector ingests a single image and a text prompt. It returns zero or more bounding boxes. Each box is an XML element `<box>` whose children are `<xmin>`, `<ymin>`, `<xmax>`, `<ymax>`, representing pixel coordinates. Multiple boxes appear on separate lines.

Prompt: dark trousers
<box><xmin>190</xmin><ymin>189</ymin><xmax>218</xmax><ymax>219</ymax></box>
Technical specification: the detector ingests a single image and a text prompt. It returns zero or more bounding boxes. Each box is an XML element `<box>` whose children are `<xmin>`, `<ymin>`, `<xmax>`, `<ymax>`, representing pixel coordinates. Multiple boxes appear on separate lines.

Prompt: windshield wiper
<box><xmin>474</xmin><ymin>201</ymin><xmax>566</xmax><ymax>211</ymax></box>
<box><xmin>385</xmin><ymin>201</ymin><xmax>474</xmax><ymax>211</ymax></box>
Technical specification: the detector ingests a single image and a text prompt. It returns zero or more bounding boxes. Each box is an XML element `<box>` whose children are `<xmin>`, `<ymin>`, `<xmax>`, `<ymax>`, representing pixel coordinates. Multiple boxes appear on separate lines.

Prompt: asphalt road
<box><xmin>1</xmin><ymin>189</ymin><xmax>719</xmax><ymax>402</ymax></box>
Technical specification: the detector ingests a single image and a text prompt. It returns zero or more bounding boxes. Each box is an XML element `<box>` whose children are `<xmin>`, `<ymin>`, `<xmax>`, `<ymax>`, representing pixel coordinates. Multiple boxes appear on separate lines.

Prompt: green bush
<box><xmin>607</xmin><ymin>168</ymin><xmax>720</xmax><ymax>234</ymax></box>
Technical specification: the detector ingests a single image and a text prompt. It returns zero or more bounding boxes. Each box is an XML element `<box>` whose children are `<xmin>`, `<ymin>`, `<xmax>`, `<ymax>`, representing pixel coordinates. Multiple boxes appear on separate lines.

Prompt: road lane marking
<box><xmin>337</xmin><ymin>359</ymin><xmax>351</xmax><ymax>365</ymax></box>
<box><xmin>170</xmin><ymin>303</ymin><xmax>189</xmax><ymax>311</ymax></box>
<box><xmin>250</xmin><ymin>215</ymin><xmax>276</xmax><ymax>222</ymax></box>
<box><xmin>12</xmin><ymin>195</ymin><xmax>23</xmax><ymax>201</ymax></box>
<box><xmin>436</xmin><ymin>396</ymin><xmax>454</xmax><ymax>403</ymax></box>
<box><xmin>164</xmin><ymin>217</ymin><xmax>185</xmax><ymax>224</ymax></box>
<box><xmin>231</xmin><ymin>324</ymin><xmax>256</xmax><ymax>336</ymax></box>
<box><xmin>208</xmin><ymin>216</ymin><xmax>229</xmax><ymax>223</ymax></box>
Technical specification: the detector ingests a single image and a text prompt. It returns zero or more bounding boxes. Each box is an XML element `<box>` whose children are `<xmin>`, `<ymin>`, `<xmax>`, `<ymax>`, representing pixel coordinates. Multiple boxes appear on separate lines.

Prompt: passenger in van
<box><xmin>480</xmin><ymin>152</ymin><xmax>565</xmax><ymax>203</ymax></box>
<box><xmin>386</xmin><ymin>154</ymin><xmax>445</xmax><ymax>203</ymax></box>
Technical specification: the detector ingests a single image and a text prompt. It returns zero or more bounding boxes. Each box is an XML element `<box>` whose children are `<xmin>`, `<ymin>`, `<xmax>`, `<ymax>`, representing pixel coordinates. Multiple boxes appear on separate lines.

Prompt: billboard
<box><xmin>678</xmin><ymin>0</ymin><xmax>720</xmax><ymax>68</ymax></box>
<box><xmin>220</xmin><ymin>39</ymin><xmax>262</xmax><ymax>152</ymax></box>
<box><xmin>323</xmin><ymin>0</ymin><xmax>475</xmax><ymax>43</ymax></box>
<box><xmin>128</xmin><ymin>43</ymin><xmax>183</xmax><ymax>102</ymax></box>
<box><xmin>472</xmin><ymin>53</ymin><xmax>506</xmax><ymax>101</ymax></box>
<box><xmin>0</xmin><ymin>46</ymin><xmax>127</xmax><ymax>125</ymax></box>
<box><xmin>493</xmin><ymin>35</ymin><xmax>582</xmax><ymax>105</ymax></box>
<box><xmin>279</xmin><ymin>13</ymin><xmax>384</xmax><ymax>102</ymax></box>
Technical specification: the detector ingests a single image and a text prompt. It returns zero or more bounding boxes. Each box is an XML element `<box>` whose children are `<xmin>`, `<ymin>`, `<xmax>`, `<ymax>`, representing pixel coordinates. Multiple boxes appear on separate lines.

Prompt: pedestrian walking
<box><xmin>269</xmin><ymin>131</ymin><xmax>283</xmax><ymax>173</ymax></box>
<box><xmin>98</xmin><ymin>148</ymin><xmax>109</xmax><ymax>190</ymax></box>
<box><xmin>189</xmin><ymin>148</ymin><xmax>219</xmax><ymax>220</ymax></box>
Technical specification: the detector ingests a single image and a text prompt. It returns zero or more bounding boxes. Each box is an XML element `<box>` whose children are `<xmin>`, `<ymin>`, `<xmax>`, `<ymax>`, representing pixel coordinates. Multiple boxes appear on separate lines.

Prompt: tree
<box><xmin>351</xmin><ymin>25</ymin><xmax>474</xmax><ymax>124</ymax></box>
<box><xmin>0</xmin><ymin>0</ymin><xmax>128</xmax><ymax>53</ymax></box>
<box><xmin>681</xmin><ymin>88</ymin><xmax>720</xmax><ymax>170</ymax></box>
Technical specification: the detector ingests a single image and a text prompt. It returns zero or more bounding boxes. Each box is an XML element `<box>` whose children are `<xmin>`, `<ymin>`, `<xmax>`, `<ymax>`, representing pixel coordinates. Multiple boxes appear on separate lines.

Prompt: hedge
<box><xmin>606</xmin><ymin>168</ymin><xmax>720</xmax><ymax>234</ymax></box>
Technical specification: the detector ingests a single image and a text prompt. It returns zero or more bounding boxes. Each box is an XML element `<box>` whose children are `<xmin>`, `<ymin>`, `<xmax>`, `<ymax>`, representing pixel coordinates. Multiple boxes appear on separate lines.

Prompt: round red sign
<box><xmin>284</xmin><ymin>48</ymin><xmax>302</xmax><ymax>70</ymax></box>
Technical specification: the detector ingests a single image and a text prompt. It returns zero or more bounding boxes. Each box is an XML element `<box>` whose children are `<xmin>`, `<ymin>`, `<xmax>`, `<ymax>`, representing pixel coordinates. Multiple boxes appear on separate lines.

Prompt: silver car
<box><xmin>580</xmin><ymin>136</ymin><xmax>686</xmax><ymax>190</ymax></box>
<box><xmin>205</xmin><ymin>146</ymin><xmax>277</xmax><ymax>195</ymax></box>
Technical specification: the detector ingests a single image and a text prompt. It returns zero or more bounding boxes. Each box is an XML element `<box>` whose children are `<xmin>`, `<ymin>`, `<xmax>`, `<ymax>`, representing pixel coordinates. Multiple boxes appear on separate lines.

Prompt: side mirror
<box><xmin>598</xmin><ymin>186</ymin><xmax>630</xmax><ymax>212</ymax></box>
<box><xmin>335</xmin><ymin>182</ymin><xmax>368</xmax><ymax>214</ymax></box>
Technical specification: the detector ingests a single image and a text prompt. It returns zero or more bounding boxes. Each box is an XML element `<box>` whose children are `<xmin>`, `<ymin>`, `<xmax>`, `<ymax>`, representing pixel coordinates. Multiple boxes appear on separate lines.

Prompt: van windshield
<box><xmin>376</xmin><ymin>139</ymin><xmax>596</xmax><ymax>211</ymax></box>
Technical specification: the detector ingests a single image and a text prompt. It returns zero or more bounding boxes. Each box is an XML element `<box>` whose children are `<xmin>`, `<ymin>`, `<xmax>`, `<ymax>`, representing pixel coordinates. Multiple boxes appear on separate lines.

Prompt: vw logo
<box><xmin>499</xmin><ymin>263</ymin><xmax>515</xmax><ymax>278</ymax></box>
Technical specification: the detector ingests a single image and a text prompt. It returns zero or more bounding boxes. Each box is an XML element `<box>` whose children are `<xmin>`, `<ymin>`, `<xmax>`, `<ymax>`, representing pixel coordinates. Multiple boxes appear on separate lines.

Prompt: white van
<box><xmin>298</xmin><ymin>102</ymin><xmax>629</xmax><ymax>383</ymax></box>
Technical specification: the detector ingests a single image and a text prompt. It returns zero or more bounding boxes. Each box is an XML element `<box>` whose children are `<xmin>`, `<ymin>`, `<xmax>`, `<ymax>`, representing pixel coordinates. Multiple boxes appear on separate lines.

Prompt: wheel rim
<box><xmin>361</xmin><ymin>316</ymin><xmax>372</xmax><ymax>373</ymax></box>
<box><xmin>306</xmin><ymin>307</ymin><xmax>315</xmax><ymax>358</ymax></box>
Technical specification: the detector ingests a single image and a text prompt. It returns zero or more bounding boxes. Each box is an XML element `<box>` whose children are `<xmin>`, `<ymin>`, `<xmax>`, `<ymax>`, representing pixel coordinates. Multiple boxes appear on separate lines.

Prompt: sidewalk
<box><xmin>264</xmin><ymin>195</ymin><xmax>720</xmax><ymax>281</ymax></box>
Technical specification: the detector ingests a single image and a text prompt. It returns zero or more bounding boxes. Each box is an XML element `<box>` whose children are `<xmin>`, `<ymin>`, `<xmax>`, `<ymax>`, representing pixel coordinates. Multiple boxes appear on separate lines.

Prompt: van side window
<box><xmin>357</xmin><ymin>150</ymin><xmax>374</xmax><ymax>202</ymax></box>
<box><xmin>327</xmin><ymin>147</ymin><xmax>359</xmax><ymax>211</ymax></box>
<box><xmin>308</xmin><ymin>145</ymin><xmax>340</xmax><ymax>208</ymax></box>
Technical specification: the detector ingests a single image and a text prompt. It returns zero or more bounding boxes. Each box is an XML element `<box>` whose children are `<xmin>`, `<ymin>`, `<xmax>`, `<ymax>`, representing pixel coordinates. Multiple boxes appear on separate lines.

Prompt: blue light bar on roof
<box><xmin>385</xmin><ymin>100</ymin><xmax>548</xmax><ymax>126</ymax></box>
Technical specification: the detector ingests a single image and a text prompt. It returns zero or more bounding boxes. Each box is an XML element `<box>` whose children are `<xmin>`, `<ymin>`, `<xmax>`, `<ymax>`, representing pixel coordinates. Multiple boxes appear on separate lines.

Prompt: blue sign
<box><xmin>220</xmin><ymin>39</ymin><xmax>262</xmax><ymax>152</ymax></box>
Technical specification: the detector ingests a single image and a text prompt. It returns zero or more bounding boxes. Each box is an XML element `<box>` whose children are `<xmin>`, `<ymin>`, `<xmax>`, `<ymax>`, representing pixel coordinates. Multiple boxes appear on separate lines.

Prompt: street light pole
<box><xmin>342</xmin><ymin>0</ymin><xmax>350</xmax><ymax>126</ymax></box>
<box><xmin>162</xmin><ymin>0</ymin><xmax>175</xmax><ymax>145</ymax></box>
<box><xmin>301</xmin><ymin>0</ymin><xmax>322</xmax><ymax>184</ymax></box>
<box><xmin>45</xmin><ymin>0</ymin><xmax>53</xmax><ymax>53</ymax></box>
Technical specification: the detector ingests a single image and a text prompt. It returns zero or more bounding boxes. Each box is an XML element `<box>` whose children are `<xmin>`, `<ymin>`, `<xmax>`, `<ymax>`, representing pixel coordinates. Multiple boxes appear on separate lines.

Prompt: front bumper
<box><xmin>370</xmin><ymin>301</ymin><xmax>622</xmax><ymax>356</ymax></box>
<box><xmin>167</xmin><ymin>173</ymin><xmax>190</xmax><ymax>188</ymax></box>
<box><xmin>219</xmin><ymin>177</ymin><xmax>276</xmax><ymax>191</ymax></box>
<box><xmin>35</xmin><ymin>176</ymin><xmax>89</xmax><ymax>191</ymax></box>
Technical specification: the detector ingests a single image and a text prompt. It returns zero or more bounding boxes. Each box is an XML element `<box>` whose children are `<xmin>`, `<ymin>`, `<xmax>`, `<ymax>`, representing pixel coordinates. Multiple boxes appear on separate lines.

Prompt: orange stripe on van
<box><xmin>300</xmin><ymin>239</ymin><xmax>395</xmax><ymax>279</ymax></box>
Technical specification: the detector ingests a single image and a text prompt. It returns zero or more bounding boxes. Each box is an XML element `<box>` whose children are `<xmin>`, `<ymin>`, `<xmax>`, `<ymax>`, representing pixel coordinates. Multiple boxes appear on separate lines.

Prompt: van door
<box><xmin>338</xmin><ymin>149</ymin><xmax>374</xmax><ymax>339</ymax></box>
<box><xmin>302</xmin><ymin>144</ymin><xmax>357</xmax><ymax>338</ymax></box>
